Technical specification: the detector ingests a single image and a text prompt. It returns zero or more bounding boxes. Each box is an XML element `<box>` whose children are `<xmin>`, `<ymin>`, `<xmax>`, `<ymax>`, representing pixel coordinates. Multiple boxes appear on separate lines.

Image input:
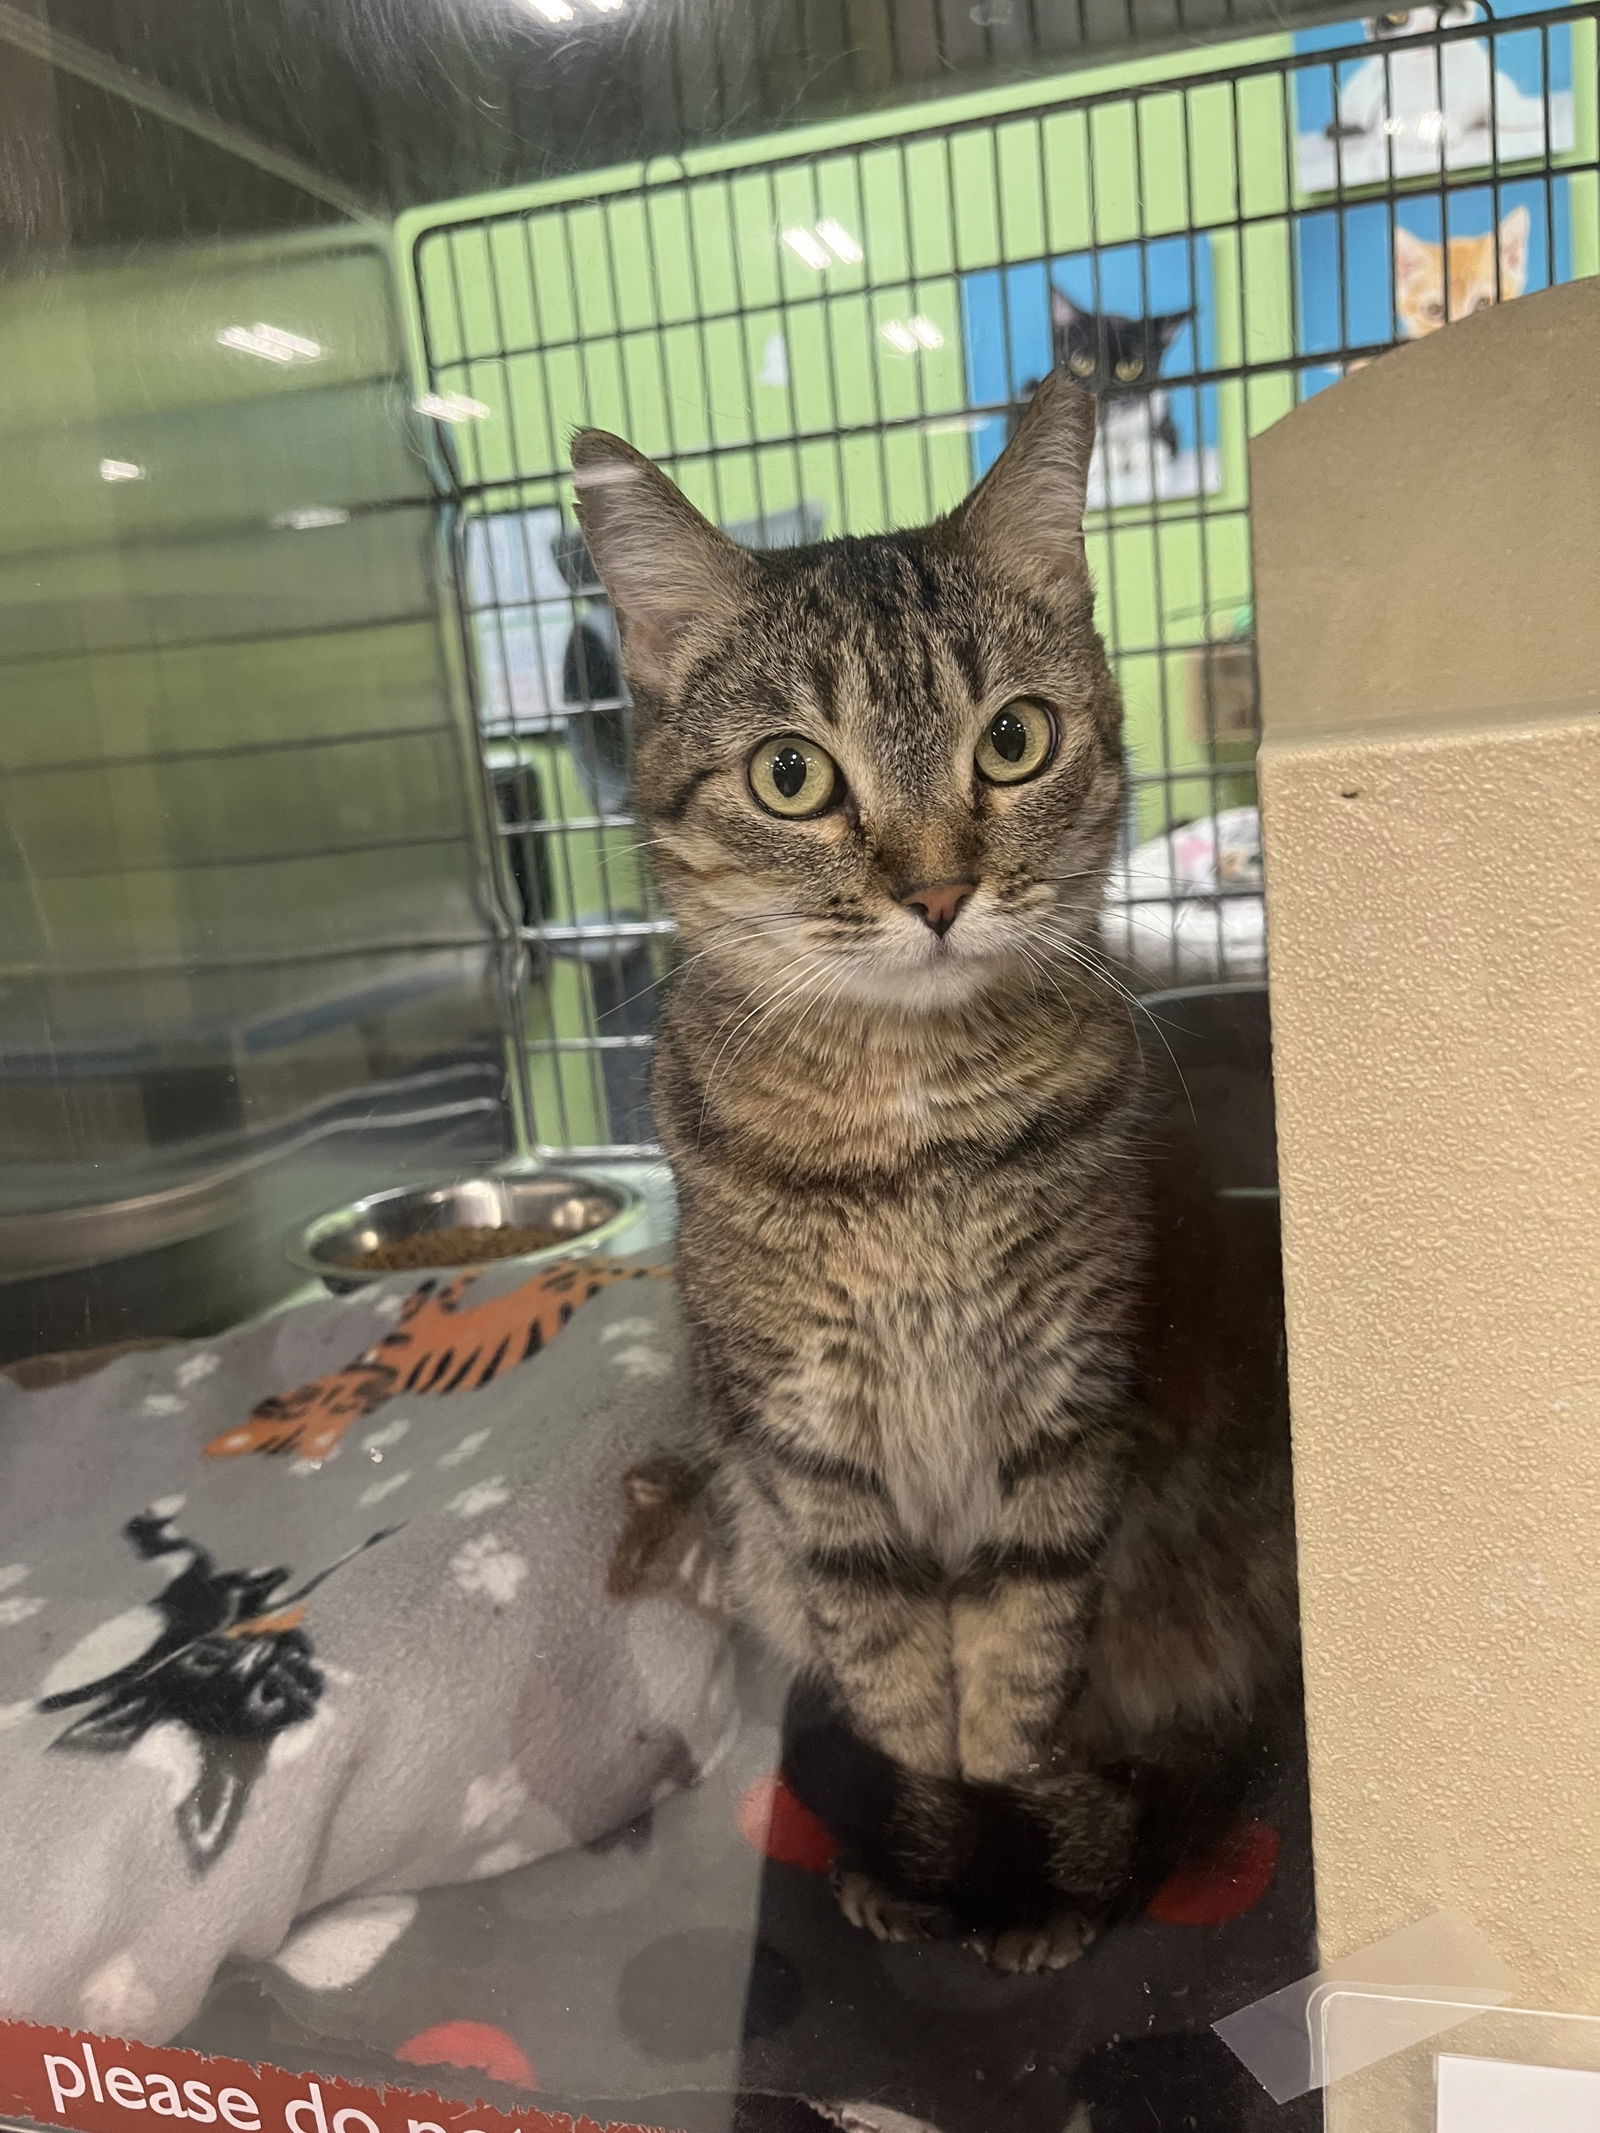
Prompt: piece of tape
<box><xmin>1213</xmin><ymin>1908</ymin><xmax>1517</xmax><ymax>2103</ymax></box>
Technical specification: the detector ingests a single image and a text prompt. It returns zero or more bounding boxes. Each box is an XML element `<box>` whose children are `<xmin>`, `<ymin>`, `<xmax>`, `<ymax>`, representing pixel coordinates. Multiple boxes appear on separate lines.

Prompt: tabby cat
<box><xmin>573</xmin><ymin>375</ymin><xmax>1295</xmax><ymax>1969</ymax></box>
<box><xmin>1394</xmin><ymin>205</ymin><xmax>1529</xmax><ymax>337</ymax></box>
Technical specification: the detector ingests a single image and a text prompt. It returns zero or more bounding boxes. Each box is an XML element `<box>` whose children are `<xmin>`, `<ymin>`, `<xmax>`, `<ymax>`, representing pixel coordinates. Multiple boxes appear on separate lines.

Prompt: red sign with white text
<box><xmin>0</xmin><ymin>2023</ymin><xmax>674</xmax><ymax>2133</ymax></box>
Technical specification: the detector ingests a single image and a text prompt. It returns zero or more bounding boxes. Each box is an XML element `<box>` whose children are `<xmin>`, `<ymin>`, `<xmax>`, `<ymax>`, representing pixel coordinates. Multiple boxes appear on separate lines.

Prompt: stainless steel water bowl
<box><xmin>288</xmin><ymin>1172</ymin><xmax>644</xmax><ymax>1292</ymax></box>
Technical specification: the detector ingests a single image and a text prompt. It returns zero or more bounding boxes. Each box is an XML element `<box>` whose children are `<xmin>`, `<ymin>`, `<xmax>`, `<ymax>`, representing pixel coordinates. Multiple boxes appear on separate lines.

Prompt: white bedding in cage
<box><xmin>1103</xmin><ymin>805</ymin><xmax>1266</xmax><ymax>985</ymax></box>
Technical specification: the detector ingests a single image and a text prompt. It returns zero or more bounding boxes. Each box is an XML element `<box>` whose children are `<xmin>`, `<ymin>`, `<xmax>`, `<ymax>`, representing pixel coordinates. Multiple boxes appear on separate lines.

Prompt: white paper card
<box><xmin>1437</xmin><ymin>2053</ymin><xmax>1600</xmax><ymax>2131</ymax></box>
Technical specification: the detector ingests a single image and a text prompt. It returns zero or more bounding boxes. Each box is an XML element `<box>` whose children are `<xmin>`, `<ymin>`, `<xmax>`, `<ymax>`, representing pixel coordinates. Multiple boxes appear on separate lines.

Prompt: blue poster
<box><xmin>1293</xmin><ymin>0</ymin><xmax>1574</xmax><ymax>194</ymax></box>
<box><xmin>962</xmin><ymin>237</ymin><xmax>1219</xmax><ymax>510</ymax></box>
<box><xmin>1296</xmin><ymin>176</ymin><xmax>1572</xmax><ymax>394</ymax></box>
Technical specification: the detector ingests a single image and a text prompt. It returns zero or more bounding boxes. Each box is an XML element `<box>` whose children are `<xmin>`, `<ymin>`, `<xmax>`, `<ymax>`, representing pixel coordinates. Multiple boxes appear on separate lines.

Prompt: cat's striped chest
<box><xmin>796</xmin><ymin>1274</ymin><xmax>1009</xmax><ymax>1561</ymax></box>
<box><xmin>875</xmin><ymin>1313</ymin><xmax>1005</xmax><ymax>1559</ymax></box>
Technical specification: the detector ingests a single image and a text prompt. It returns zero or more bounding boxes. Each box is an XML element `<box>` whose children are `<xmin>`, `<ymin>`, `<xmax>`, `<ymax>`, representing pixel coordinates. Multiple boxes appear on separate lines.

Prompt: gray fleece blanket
<box><xmin>0</xmin><ymin>1258</ymin><xmax>732</xmax><ymax>2044</ymax></box>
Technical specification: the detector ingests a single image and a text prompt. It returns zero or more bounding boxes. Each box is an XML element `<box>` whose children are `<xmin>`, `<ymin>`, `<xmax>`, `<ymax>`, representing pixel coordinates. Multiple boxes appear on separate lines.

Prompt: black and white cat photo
<box><xmin>1047</xmin><ymin>287</ymin><xmax>1192</xmax><ymax>502</ymax></box>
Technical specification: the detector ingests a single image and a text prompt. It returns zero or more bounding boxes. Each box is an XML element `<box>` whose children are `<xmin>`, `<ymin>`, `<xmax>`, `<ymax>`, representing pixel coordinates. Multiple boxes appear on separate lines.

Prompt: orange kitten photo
<box><xmin>1394</xmin><ymin>203</ymin><xmax>1530</xmax><ymax>335</ymax></box>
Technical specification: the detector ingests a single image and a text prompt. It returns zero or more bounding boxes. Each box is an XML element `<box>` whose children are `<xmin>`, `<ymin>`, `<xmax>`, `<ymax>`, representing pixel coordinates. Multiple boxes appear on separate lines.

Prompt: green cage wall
<box><xmin>401</xmin><ymin>4</ymin><xmax>1599</xmax><ymax>1157</ymax></box>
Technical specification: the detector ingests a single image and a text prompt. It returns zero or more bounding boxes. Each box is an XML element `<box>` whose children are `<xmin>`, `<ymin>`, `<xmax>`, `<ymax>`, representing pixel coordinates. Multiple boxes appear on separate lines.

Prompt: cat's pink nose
<box><xmin>901</xmin><ymin>881</ymin><xmax>976</xmax><ymax>938</ymax></box>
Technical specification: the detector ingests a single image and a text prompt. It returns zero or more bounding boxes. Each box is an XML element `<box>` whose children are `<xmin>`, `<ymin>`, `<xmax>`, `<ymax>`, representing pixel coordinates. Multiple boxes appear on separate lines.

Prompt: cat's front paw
<box><xmin>832</xmin><ymin>1868</ymin><xmax>953</xmax><ymax>1946</ymax></box>
<box><xmin>968</xmin><ymin>1909</ymin><xmax>1099</xmax><ymax>1974</ymax></box>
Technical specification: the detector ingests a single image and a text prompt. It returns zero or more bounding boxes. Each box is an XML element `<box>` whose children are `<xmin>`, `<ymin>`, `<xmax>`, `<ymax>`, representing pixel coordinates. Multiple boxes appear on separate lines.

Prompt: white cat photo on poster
<box><xmin>1295</xmin><ymin>1</ymin><xmax>1575</xmax><ymax>193</ymax></box>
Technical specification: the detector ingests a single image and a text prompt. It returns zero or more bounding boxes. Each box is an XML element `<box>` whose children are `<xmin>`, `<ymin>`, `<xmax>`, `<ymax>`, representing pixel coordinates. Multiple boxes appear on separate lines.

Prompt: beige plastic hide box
<box><xmin>1250</xmin><ymin>274</ymin><xmax>1600</xmax><ymax>2056</ymax></box>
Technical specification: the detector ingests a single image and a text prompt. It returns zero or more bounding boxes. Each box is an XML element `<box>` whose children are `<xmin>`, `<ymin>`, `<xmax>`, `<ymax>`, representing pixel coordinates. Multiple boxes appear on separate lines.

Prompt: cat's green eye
<box><xmin>748</xmin><ymin>735</ymin><xmax>842</xmax><ymax>820</ymax></box>
<box><xmin>1114</xmin><ymin>357</ymin><xmax>1145</xmax><ymax>382</ymax></box>
<box><xmin>1067</xmin><ymin>350</ymin><xmax>1096</xmax><ymax>378</ymax></box>
<box><xmin>975</xmin><ymin>699</ymin><xmax>1057</xmax><ymax>787</ymax></box>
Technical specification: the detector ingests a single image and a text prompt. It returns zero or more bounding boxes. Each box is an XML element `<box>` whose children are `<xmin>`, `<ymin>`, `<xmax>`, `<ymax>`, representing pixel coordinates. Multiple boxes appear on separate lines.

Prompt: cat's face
<box><xmin>1394</xmin><ymin>206</ymin><xmax>1529</xmax><ymax>336</ymax></box>
<box><xmin>573</xmin><ymin>377</ymin><xmax>1123</xmax><ymax>1014</ymax></box>
<box><xmin>1050</xmin><ymin>290</ymin><xmax>1190</xmax><ymax>397</ymax></box>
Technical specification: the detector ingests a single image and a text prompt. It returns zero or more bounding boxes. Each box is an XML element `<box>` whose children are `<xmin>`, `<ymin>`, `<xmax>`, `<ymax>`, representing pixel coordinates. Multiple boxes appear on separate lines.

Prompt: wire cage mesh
<box><xmin>412</xmin><ymin>2</ymin><xmax>1598</xmax><ymax>1158</ymax></box>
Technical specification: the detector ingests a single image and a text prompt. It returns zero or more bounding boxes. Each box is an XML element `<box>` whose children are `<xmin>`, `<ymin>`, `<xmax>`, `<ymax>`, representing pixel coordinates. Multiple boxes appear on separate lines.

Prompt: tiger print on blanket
<box><xmin>205</xmin><ymin>1261</ymin><xmax>671</xmax><ymax>1463</ymax></box>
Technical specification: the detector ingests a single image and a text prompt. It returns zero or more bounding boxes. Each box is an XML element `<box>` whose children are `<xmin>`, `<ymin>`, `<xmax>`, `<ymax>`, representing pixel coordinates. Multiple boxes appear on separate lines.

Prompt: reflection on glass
<box><xmin>0</xmin><ymin>50</ymin><xmax>511</xmax><ymax>1363</ymax></box>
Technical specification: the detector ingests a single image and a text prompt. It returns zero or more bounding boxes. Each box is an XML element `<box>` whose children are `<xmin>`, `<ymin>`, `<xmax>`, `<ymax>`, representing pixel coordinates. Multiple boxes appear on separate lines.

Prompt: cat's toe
<box><xmin>973</xmin><ymin>1912</ymin><xmax>1098</xmax><ymax>1974</ymax></box>
<box><xmin>832</xmin><ymin>1869</ymin><xmax>951</xmax><ymax>1945</ymax></box>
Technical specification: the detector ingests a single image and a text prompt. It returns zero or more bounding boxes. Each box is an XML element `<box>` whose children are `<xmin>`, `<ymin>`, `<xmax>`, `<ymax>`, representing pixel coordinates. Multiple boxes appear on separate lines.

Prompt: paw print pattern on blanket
<box><xmin>206</xmin><ymin>1261</ymin><xmax>672</xmax><ymax>1464</ymax></box>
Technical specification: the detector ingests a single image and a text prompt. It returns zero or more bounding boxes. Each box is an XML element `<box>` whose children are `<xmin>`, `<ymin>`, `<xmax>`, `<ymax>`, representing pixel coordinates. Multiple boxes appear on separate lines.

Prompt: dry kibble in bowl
<box><xmin>345</xmin><ymin>1224</ymin><xmax>565</xmax><ymax>1272</ymax></box>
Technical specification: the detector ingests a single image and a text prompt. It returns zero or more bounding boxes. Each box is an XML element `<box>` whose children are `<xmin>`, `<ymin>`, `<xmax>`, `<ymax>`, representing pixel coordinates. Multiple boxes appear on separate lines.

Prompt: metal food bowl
<box><xmin>288</xmin><ymin>1171</ymin><xmax>645</xmax><ymax>1293</ymax></box>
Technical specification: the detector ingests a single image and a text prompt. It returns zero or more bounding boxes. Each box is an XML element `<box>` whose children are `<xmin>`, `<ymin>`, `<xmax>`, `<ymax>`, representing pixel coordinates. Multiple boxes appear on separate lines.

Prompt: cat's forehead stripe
<box><xmin>948</xmin><ymin>629</ymin><xmax>987</xmax><ymax>707</ymax></box>
<box><xmin>755</xmin><ymin>545</ymin><xmax>998</xmax><ymax>739</ymax></box>
<box><xmin>668</xmin><ymin>532</ymin><xmax>1053</xmax><ymax>759</ymax></box>
<box><xmin>806</xmin><ymin>653</ymin><xmax>840</xmax><ymax>727</ymax></box>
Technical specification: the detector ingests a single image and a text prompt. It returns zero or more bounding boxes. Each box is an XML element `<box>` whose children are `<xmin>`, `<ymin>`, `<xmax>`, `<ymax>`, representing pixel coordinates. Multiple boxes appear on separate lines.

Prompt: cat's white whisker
<box><xmin>694</xmin><ymin>954</ymin><xmax>832</xmax><ymax>1142</ymax></box>
<box><xmin>1031</xmin><ymin>926</ymin><xmax>1196</xmax><ymax>1121</ymax></box>
<box><xmin>1014</xmin><ymin>942</ymin><xmax>1084</xmax><ymax>1038</ymax></box>
<box><xmin>702</xmin><ymin>962</ymin><xmax>845</xmax><ymax>1134</ymax></box>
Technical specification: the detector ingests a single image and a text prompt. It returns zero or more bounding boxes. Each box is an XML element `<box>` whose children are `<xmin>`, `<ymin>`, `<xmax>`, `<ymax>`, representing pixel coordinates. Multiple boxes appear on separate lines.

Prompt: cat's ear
<box><xmin>1393</xmin><ymin>225</ymin><xmax>1434</xmax><ymax>285</ymax></box>
<box><xmin>946</xmin><ymin>370</ymin><xmax>1095</xmax><ymax>602</ymax></box>
<box><xmin>1050</xmin><ymin>286</ymin><xmax>1080</xmax><ymax>332</ymax></box>
<box><xmin>1499</xmin><ymin>204</ymin><xmax>1530</xmax><ymax>280</ymax></box>
<box><xmin>570</xmin><ymin>430</ymin><xmax>754</xmax><ymax>697</ymax></box>
<box><xmin>1154</xmin><ymin>310</ymin><xmax>1193</xmax><ymax>349</ymax></box>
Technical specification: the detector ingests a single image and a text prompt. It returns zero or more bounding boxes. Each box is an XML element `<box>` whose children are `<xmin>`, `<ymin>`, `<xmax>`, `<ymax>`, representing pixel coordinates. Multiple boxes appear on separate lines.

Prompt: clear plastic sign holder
<box><xmin>1317</xmin><ymin>1996</ymin><xmax>1600</xmax><ymax>2130</ymax></box>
